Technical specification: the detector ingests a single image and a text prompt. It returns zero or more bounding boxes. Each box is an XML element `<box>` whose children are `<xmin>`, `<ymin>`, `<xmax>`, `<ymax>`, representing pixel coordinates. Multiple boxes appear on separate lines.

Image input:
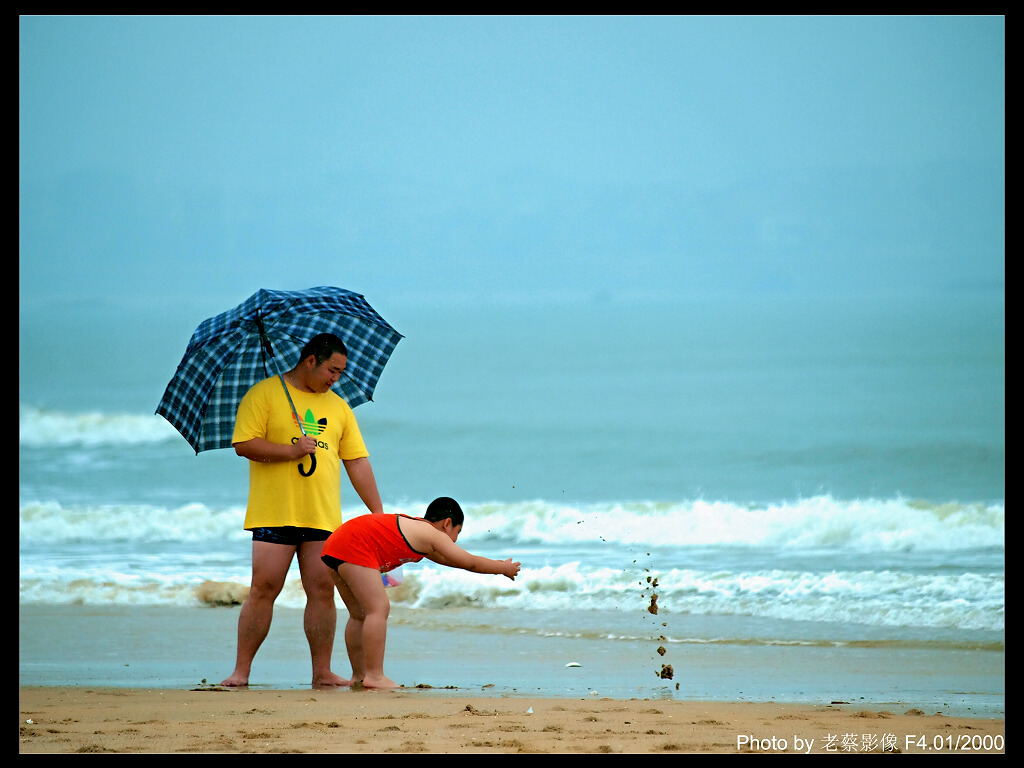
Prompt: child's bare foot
<box><xmin>220</xmin><ymin>672</ymin><xmax>249</xmax><ymax>687</ymax></box>
<box><xmin>361</xmin><ymin>673</ymin><xmax>398</xmax><ymax>690</ymax></box>
<box><xmin>312</xmin><ymin>671</ymin><xmax>351</xmax><ymax>689</ymax></box>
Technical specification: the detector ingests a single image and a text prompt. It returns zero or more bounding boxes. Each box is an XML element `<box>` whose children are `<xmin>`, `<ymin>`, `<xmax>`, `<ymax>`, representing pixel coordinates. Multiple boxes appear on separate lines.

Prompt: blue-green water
<box><xmin>19</xmin><ymin>293</ymin><xmax>1004</xmax><ymax>712</ymax></box>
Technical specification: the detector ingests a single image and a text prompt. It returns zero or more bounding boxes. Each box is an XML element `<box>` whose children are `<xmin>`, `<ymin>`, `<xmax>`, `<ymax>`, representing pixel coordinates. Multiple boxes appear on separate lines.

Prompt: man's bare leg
<box><xmin>220</xmin><ymin>541</ymin><xmax>295</xmax><ymax>687</ymax></box>
<box><xmin>298</xmin><ymin>541</ymin><xmax>350</xmax><ymax>687</ymax></box>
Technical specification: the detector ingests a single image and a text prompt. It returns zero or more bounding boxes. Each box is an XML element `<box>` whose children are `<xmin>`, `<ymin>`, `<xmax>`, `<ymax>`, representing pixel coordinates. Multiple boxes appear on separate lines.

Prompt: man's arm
<box><xmin>234</xmin><ymin>436</ymin><xmax>316</xmax><ymax>463</ymax></box>
<box><xmin>343</xmin><ymin>456</ymin><xmax>384</xmax><ymax>514</ymax></box>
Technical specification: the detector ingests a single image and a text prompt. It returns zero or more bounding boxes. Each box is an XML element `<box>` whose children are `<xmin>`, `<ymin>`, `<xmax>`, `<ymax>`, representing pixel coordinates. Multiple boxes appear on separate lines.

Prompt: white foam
<box><xmin>19</xmin><ymin>500</ymin><xmax>248</xmax><ymax>543</ymax></box>
<box><xmin>19</xmin><ymin>405</ymin><xmax>181</xmax><ymax>447</ymax></box>
<box><xmin>454</xmin><ymin>496</ymin><xmax>1005</xmax><ymax>552</ymax></box>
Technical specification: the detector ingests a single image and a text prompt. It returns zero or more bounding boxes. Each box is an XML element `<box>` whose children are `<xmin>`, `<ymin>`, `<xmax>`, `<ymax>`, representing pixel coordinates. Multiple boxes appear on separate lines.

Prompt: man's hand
<box><xmin>291</xmin><ymin>435</ymin><xmax>317</xmax><ymax>458</ymax></box>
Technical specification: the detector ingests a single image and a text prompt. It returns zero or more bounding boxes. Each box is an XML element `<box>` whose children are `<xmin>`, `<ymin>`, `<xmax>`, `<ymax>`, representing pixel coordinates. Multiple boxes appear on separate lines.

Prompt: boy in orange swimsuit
<box><xmin>321</xmin><ymin>497</ymin><xmax>520</xmax><ymax>689</ymax></box>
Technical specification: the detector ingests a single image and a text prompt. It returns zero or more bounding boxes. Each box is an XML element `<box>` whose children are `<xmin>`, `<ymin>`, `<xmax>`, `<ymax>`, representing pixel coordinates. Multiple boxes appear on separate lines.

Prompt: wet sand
<box><xmin>19</xmin><ymin>603</ymin><xmax>1004</xmax><ymax>753</ymax></box>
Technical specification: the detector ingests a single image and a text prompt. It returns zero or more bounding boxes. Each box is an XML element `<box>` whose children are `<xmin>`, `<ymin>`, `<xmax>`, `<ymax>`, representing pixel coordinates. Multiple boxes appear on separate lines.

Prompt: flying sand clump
<box><xmin>639</xmin><ymin>565</ymin><xmax>676</xmax><ymax>685</ymax></box>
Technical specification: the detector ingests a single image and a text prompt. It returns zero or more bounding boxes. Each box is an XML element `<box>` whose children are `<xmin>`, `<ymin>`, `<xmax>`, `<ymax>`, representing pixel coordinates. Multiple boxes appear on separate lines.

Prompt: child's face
<box><xmin>447</xmin><ymin>523</ymin><xmax>463</xmax><ymax>543</ymax></box>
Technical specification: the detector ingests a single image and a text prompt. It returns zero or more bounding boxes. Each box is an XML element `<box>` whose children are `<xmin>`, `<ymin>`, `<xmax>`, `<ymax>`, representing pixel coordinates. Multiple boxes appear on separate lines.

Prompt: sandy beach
<box><xmin>19</xmin><ymin>686</ymin><xmax>1004</xmax><ymax>754</ymax></box>
<box><xmin>16</xmin><ymin>602</ymin><xmax>1008</xmax><ymax>755</ymax></box>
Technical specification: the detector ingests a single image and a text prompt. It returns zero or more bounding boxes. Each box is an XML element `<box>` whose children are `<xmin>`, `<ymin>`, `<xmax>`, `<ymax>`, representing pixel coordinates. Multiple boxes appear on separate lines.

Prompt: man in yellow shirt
<box><xmin>221</xmin><ymin>333</ymin><xmax>384</xmax><ymax>687</ymax></box>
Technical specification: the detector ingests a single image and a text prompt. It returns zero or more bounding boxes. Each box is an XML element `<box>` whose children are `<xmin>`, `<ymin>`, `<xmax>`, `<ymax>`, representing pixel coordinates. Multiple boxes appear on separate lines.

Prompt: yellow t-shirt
<box><xmin>231</xmin><ymin>375</ymin><xmax>369</xmax><ymax>532</ymax></box>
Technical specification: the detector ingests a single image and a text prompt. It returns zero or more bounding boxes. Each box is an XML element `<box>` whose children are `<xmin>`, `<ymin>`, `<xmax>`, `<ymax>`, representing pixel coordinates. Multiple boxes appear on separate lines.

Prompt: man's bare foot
<box><xmin>312</xmin><ymin>671</ymin><xmax>351</xmax><ymax>689</ymax></box>
<box><xmin>361</xmin><ymin>673</ymin><xmax>399</xmax><ymax>690</ymax></box>
<box><xmin>220</xmin><ymin>672</ymin><xmax>249</xmax><ymax>687</ymax></box>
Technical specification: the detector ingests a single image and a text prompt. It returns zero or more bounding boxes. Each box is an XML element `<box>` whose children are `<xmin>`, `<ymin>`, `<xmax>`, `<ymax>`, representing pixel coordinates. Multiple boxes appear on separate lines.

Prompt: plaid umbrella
<box><xmin>156</xmin><ymin>286</ymin><xmax>402</xmax><ymax>453</ymax></box>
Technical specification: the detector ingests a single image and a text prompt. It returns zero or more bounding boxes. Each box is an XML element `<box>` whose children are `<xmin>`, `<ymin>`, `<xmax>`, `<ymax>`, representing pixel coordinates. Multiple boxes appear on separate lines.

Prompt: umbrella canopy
<box><xmin>156</xmin><ymin>287</ymin><xmax>402</xmax><ymax>453</ymax></box>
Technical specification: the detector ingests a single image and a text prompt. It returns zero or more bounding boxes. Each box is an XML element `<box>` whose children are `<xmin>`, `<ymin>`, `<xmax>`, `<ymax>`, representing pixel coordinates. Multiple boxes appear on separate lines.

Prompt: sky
<box><xmin>20</xmin><ymin>15</ymin><xmax>1004</xmax><ymax>316</ymax></box>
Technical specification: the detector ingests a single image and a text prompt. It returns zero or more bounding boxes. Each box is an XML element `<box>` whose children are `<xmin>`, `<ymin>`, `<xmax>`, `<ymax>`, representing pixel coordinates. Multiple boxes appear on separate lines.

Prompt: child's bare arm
<box><xmin>425</xmin><ymin>533</ymin><xmax>520</xmax><ymax>580</ymax></box>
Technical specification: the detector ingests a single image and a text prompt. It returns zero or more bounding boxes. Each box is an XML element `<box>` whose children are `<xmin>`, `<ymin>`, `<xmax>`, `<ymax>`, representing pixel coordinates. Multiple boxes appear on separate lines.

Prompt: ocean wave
<box><xmin>19</xmin><ymin>405</ymin><xmax>180</xmax><ymax>447</ymax></box>
<box><xmin>19</xmin><ymin>495</ymin><xmax>1004</xmax><ymax>633</ymax></box>
<box><xmin>19</xmin><ymin>500</ymin><xmax>249</xmax><ymax>543</ymax></box>
<box><xmin>448</xmin><ymin>496</ymin><xmax>1005</xmax><ymax>553</ymax></box>
<box><xmin>20</xmin><ymin>496</ymin><xmax>1004</xmax><ymax>552</ymax></box>
<box><xmin>17</xmin><ymin>560</ymin><xmax>1004</xmax><ymax>633</ymax></box>
<box><xmin>401</xmin><ymin>562</ymin><xmax>1004</xmax><ymax>632</ymax></box>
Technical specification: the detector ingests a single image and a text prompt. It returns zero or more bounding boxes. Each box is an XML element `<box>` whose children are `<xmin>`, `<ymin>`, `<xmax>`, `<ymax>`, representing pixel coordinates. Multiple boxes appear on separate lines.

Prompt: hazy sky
<box><xmin>20</xmin><ymin>15</ymin><xmax>1004</xmax><ymax>313</ymax></box>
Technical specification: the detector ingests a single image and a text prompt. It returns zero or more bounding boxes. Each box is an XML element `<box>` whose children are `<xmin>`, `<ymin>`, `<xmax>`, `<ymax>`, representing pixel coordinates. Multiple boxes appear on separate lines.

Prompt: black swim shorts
<box><xmin>250</xmin><ymin>526</ymin><xmax>332</xmax><ymax>546</ymax></box>
<box><xmin>320</xmin><ymin>554</ymin><xmax>344</xmax><ymax>571</ymax></box>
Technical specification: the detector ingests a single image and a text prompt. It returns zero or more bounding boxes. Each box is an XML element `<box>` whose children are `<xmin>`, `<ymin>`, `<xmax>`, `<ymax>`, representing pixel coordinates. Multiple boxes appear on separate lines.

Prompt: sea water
<box><xmin>19</xmin><ymin>292</ymin><xmax>1004</xmax><ymax>706</ymax></box>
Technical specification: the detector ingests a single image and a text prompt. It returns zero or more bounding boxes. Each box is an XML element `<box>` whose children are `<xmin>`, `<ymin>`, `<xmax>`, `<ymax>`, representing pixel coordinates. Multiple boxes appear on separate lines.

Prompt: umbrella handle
<box><xmin>280</xmin><ymin>374</ymin><xmax>317</xmax><ymax>476</ymax></box>
<box><xmin>298</xmin><ymin>452</ymin><xmax>317</xmax><ymax>477</ymax></box>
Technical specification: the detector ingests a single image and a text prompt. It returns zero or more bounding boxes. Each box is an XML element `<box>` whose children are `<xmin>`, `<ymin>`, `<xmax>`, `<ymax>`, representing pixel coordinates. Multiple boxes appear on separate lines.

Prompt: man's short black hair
<box><xmin>424</xmin><ymin>497</ymin><xmax>464</xmax><ymax>527</ymax></box>
<box><xmin>299</xmin><ymin>333</ymin><xmax>349</xmax><ymax>365</ymax></box>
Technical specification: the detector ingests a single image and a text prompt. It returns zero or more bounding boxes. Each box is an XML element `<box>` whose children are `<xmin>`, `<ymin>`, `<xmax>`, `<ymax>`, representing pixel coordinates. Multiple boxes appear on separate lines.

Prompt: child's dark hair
<box><xmin>424</xmin><ymin>496</ymin><xmax>464</xmax><ymax>527</ymax></box>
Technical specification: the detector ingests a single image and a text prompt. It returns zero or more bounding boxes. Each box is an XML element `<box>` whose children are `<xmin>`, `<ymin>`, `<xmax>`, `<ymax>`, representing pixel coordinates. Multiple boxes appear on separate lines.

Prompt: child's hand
<box><xmin>504</xmin><ymin>559</ymin><xmax>521</xmax><ymax>580</ymax></box>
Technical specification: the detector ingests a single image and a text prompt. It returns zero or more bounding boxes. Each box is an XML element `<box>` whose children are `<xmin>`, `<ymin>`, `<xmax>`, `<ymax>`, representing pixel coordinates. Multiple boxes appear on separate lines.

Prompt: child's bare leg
<box><xmin>344</xmin><ymin>614</ymin><xmax>366</xmax><ymax>682</ymax></box>
<box><xmin>336</xmin><ymin>563</ymin><xmax>397</xmax><ymax>689</ymax></box>
<box><xmin>330</xmin><ymin>571</ymin><xmax>366</xmax><ymax>683</ymax></box>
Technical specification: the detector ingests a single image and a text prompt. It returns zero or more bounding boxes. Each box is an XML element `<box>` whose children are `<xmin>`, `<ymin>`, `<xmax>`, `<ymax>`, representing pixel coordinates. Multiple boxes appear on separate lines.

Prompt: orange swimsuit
<box><xmin>321</xmin><ymin>514</ymin><xmax>426</xmax><ymax>573</ymax></box>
